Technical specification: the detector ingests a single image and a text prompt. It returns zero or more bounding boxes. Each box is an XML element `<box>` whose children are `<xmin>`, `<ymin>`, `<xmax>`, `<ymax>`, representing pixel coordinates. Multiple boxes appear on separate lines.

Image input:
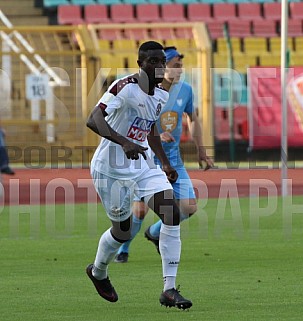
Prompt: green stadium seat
<box><xmin>43</xmin><ymin>0</ymin><xmax>69</xmax><ymax>7</ymax></box>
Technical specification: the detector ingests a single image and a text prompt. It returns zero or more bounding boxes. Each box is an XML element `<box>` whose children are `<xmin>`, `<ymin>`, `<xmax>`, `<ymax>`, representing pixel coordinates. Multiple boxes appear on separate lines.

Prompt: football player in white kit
<box><xmin>86</xmin><ymin>41</ymin><xmax>192</xmax><ymax>310</ymax></box>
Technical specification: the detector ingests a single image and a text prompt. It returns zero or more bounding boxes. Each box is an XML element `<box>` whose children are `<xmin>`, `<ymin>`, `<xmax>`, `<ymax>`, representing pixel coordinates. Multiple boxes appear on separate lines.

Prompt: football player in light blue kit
<box><xmin>115</xmin><ymin>47</ymin><xmax>214</xmax><ymax>263</ymax></box>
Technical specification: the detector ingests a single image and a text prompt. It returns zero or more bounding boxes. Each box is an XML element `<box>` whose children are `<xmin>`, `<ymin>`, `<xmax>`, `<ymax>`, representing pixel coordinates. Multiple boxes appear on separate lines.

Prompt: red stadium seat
<box><xmin>57</xmin><ymin>5</ymin><xmax>83</xmax><ymax>25</ymax></box>
<box><xmin>252</xmin><ymin>20</ymin><xmax>278</xmax><ymax>37</ymax></box>
<box><xmin>124</xmin><ymin>28</ymin><xmax>149</xmax><ymax>40</ymax></box>
<box><xmin>228</xmin><ymin>20</ymin><xmax>251</xmax><ymax>38</ymax></box>
<box><xmin>263</xmin><ymin>2</ymin><xmax>281</xmax><ymax>21</ymax></box>
<box><xmin>187</xmin><ymin>3</ymin><xmax>212</xmax><ymax>23</ymax></box>
<box><xmin>98</xmin><ymin>29</ymin><xmax>123</xmax><ymax>40</ymax></box>
<box><xmin>213</xmin><ymin>3</ymin><xmax>237</xmax><ymax>22</ymax></box>
<box><xmin>238</xmin><ymin>3</ymin><xmax>263</xmax><ymax>21</ymax></box>
<box><xmin>286</xmin><ymin>20</ymin><xmax>303</xmax><ymax>37</ymax></box>
<box><xmin>175</xmin><ymin>28</ymin><xmax>193</xmax><ymax>39</ymax></box>
<box><xmin>161</xmin><ymin>4</ymin><xmax>186</xmax><ymax>22</ymax></box>
<box><xmin>207</xmin><ymin>21</ymin><xmax>224</xmax><ymax>39</ymax></box>
<box><xmin>150</xmin><ymin>28</ymin><xmax>175</xmax><ymax>40</ymax></box>
<box><xmin>289</xmin><ymin>2</ymin><xmax>303</xmax><ymax>20</ymax></box>
<box><xmin>136</xmin><ymin>4</ymin><xmax>161</xmax><ymax>23</ymax></box>
<box><xmin>84</xmin><ymin>4</ymin><xmax>110</xmax><ymax>24</ymax></box>
<box><xmin>110</xmin><ymin>4</ymin><xmax>135</xmax><ymax>23</ymax></box>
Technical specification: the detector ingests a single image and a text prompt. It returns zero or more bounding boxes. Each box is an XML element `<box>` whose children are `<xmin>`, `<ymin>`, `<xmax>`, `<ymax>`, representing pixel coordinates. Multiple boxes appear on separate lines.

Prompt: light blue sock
<box><xmin>149</xmin><ymin>213</ymin><xmax>189</xmax><ymax>239</ymax></box>
<box><xmin>117</xmin><ymin>215</ymin><xmax>143</xmax><ymax>254</ymax></box>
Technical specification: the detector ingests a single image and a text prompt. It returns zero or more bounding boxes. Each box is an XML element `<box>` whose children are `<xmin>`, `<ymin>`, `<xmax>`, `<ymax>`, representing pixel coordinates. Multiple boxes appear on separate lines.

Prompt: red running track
<box><xmin>1</xmin><ymin>168</ymin><xmax>303</xmax><ymax>205</ymax></box>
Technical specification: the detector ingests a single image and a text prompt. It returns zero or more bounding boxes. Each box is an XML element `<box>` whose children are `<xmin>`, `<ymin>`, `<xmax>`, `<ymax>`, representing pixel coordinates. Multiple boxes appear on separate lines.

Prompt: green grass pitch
<box><xmin>1</xmin><ymin>196</ymin><xmax>303</xmax><ymax>321</ymax></box>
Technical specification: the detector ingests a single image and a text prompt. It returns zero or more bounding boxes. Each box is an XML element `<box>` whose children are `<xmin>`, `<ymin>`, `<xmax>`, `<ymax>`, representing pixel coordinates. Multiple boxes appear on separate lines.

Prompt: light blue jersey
<box><xmin>155</xmin><ymin>81</ymin><xmax>196</xmax><ymax>200</ymax></box>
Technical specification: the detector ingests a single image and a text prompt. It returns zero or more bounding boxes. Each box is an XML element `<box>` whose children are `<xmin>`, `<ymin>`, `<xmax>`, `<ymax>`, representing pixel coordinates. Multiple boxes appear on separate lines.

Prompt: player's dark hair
<box><xmin>138</xmin><ymin>41</ymin><xmax>164</xmax><ymax>62</ymax></box>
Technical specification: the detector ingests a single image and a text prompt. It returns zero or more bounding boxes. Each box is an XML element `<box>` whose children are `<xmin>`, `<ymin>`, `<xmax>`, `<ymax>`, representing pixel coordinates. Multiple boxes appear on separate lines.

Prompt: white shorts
<box><xmin>91</xmin><ymin>168</ymin><xmax>173</xmax><ymax>222</ymax></box>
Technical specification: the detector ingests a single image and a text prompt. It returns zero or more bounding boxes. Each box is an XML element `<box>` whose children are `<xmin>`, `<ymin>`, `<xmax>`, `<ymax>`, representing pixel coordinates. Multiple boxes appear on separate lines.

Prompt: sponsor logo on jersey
<box><xmin>156</xmin><ymin>103</ymin><xmax>162</xmax><ymax>116</ymax></box>
<box><xmin>127</xmin><ymin>117</ymin><xmax>154</xmax><ymax>142</ymax></box>
<box><xmin>160</xmin><ymin>111</ymin><xmax>178</xmax><ymax>132</ymax></box>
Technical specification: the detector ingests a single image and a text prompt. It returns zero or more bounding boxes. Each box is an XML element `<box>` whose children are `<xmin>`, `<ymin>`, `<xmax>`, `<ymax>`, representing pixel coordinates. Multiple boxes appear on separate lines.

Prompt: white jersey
<box><xmin>90</xmin><ymin>74</ymin><xmax>169</xmax><ymax>179</ymax></box>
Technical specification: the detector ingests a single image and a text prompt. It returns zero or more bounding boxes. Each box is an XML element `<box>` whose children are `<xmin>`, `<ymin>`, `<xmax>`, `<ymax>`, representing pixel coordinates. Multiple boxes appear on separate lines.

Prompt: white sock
<box><xmin>159</xmin><ymin>224</ymin><xmax>181</xmax><ymax>291</ymax></box>
<box><xmin>92</xmin><ymin>228</ymin><xmax>122</xmax><ymax>280</ymax></box>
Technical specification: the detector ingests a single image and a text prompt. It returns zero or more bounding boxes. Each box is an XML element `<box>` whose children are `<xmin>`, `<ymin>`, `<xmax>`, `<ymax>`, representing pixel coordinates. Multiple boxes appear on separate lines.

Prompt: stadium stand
<box><xmin>43</xmin><ymin>0</ymin><xmax>69</xmax><ymax>8</ymax></box>
<box><xmin>110</xmin><ymin>4</ymin><xmax>136</xmax><ymax>23</ymax></box>
<box><xmin>207</xmin><ymin>21</ymin><xmax>225</xmax><ymax>39</ymax></box>
<box><xmin>84</xmin><ymin>4</ymin><xmax>111</xmax><ymax>24</ymax></box>
<box><xmin>7</xmin><ymin>0</ymin><xmax>303</xmax><ymax>157</ymax></box>
<box><xmin>269</xmin><ymin>37</ymin><xmax>293</xmax><ymax>52</ymax></box>
<box><xmin>70</xmin><ymin>0</ymin><xmax>95</xmax><ymax>5</ymax></box>
<box><xmin>259</xmin><ymin>53</ymin><xmax>281</xmax><ymax>67</ymax></box>
<box><xmin>263</xmin><ymin>2</ymin><xmax>281</xmax><ymax>21</ymax></box>
<box><xmin>98</xmin><ymin>28</ymin><xmax>123</xmax><ymax>40</ymax></box>
<box><xmin>287</xmin><ymin>20</ymin><xmax>303</xmax><ymax>37</ymax></box>
<box><xmin>252</xmin><ymin>19</ymin><xmax>278</xmax><ymax>37</ymax></box>
<box><xmin>289</xmin><ymin>2</ymin><xmax>303</xmax><ymax>20</ymax></box>
<box><xmin>228</xmin><ymin>20</ymin><xmax>251</xmax><ymax>37</ymax></box>
<box><xmin>161</xmin><ymin>3</ymin><xmax>186</xmax><ymax>22</ymax></box>
<box><xmin>124</xmin><ymin>28</ymin><xmax>149</xmax><ymax>40</ymax></box>
<box><xmin>57</xmin><ymin>4</ymin><xmax>84</xmax><ymax>25</ymax></box>
<box><xmin>136</xmin><ymin>3</ymin><xmax>161</xmax><ymax>23</ymax></box>
<box><xmin>243</xmin><ymin>37</ymin><xmax>268</xmax><ymax>55</ymax></box>
<box><xmin>238</xmin><ymin>2</ymin><xmax>263</xmax><ymax>21</ymax></box>
<box><xmin>213</xmin><ymin>3</ymin><xmax>237</xmax><ymax>22</ymax></box>
<box><xmin>95</xmin><ymin>0</ymin><xmax>121</xmax><ymax>4</ymax></box>
<box><xmin>187</xmin><ymin>3</ymin><xmax>213</xmax><ymax>22</ymax></box>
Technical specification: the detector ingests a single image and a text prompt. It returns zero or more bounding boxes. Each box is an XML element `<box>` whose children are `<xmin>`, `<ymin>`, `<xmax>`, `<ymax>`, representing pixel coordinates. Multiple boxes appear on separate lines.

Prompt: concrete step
<box><xmin>8</xmin><ymin>16</ymin><xmax>49</xmax><ymax>26</ymax></box>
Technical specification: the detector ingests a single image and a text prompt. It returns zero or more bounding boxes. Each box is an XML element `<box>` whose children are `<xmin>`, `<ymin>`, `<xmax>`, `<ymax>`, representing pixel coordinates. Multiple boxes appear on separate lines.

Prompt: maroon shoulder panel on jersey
<box><xmin>109</xmin><ymin>74</ymin><xmax>139</xmax><ymax>96</ymax></box>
